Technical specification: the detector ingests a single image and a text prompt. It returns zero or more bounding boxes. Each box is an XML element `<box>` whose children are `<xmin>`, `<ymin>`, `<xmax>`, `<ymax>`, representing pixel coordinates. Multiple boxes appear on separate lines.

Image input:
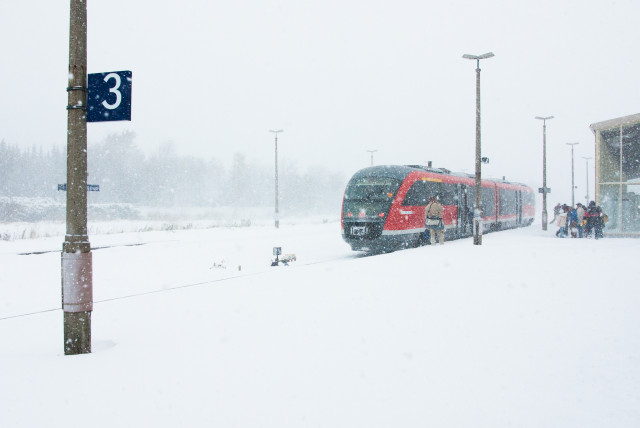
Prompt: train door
<box><xmin>457</xmin><ymin>184</ymin><xmax>472</xmax><ymax>237</ymax></box>
<box><xmin>493</xmin><ymin>184</ymin><xmax>499</xmax><ymax>225</ymax></box>
<box><xmin>466</xmin><ymin>185</ymin><xmax>475</xmax><ymax>236</ymax></box>
<box><xmin>455</xmin><ymin>184</ymin><xmax>464</xmax><ymax>237</ymax></box>
<box><xmin>516</xmin><ymin>190</ymin><xmax>523</xmax><ymax>225</ymax></box>
<box><xmin>481</xmin><ymin>185</ymin><xmax>497</xmax><ymax>230</ymax></box>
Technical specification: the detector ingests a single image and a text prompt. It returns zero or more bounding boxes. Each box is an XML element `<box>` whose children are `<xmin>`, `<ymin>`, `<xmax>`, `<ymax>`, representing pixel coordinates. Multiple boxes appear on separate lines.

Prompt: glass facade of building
<box><xmin>591</xmin><ymin>113</ymin><xmax>640</xmax><ymax>236</ymax></box>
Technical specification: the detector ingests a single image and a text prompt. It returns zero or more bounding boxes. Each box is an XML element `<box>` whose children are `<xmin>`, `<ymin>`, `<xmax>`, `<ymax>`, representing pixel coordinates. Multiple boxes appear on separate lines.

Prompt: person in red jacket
<box><xmin>584</xmin><ymin>201</ymin><xmax>604</xmax><ymax>239</ymax></box>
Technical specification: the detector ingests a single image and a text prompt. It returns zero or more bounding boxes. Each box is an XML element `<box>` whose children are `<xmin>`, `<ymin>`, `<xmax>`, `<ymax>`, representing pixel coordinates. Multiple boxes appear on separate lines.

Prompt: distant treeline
<box><xmin>0</xmin><ymin>131</ymin><xmax>347</xmax><ymax>215</ymax></box>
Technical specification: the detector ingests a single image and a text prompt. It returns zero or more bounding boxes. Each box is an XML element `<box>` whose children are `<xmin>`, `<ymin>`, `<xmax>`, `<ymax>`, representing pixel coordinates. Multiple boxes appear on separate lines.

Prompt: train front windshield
<box><xmin>344</xmin><ymin>176</ymin><xmax>402</xmax><ymax>201</ymax></box>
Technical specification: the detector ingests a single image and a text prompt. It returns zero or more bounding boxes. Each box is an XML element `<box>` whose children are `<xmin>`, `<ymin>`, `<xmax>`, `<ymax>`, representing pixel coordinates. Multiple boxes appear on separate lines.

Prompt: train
<box><xmin>341</xmin><ymin>165</ymin><xmax>535</xmax><ymax>251</ymax></box>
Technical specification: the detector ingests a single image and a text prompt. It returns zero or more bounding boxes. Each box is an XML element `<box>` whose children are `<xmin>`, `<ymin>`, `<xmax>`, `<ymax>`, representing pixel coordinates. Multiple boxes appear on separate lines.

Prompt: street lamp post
<box><xmin>366</xmin><ymin>149</ymin><xmax>378</xmax><ymax>166</ymax></box>
<box><xmin>566</xmin><ymin>142</ymin><xmax>579</xmax><ymax>207</ymax></box>
<box><xmin>535</xmin><ymin>116</ymin><xmax>554</xmax><ymax>231</ymax></box>
<box><xmin>269</xmin><ymin>129</ymin><xmax>283</xmax><ymax>228</ymax></box>
<box><xmin>583</xmin><ymin>156</ymin><xmax>592</xmax><ymax>204</ymax></box>
<box><xmin>463</xmin><ymin>52</ymin><xmax>494</xmax><ymax>245</ymax></box>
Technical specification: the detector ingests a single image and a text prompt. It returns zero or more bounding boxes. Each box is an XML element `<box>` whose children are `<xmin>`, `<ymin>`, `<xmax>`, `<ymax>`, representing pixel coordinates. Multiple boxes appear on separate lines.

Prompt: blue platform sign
<box><xmin>87</xmin><ymin>70</ymin><xmax>132</xmax><ymax>122</ymax></box>
<box><xmin>58</xmin><ymin>184</ymin><xmax>100</xmax><ymax>192</ymax></box>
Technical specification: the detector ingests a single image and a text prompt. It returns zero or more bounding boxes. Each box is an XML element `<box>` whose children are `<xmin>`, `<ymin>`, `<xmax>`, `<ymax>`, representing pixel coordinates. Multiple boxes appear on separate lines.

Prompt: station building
<box><xmin>590</xmin><ymin>113</ymin><xmax>640</xmax><ymax>236</ymax></box>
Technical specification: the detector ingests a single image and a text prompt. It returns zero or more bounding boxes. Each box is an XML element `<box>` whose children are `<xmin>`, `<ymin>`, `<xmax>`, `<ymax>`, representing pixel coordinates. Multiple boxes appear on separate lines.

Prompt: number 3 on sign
<box><xmin>87</xmin><ymin>70</ymin><xmax>131</xmax><ymax>122</ymax></box>
<box><xmin>102</xmin><ymin>73</ymin><xmax>122</xmax><ymax>110</ymax></box>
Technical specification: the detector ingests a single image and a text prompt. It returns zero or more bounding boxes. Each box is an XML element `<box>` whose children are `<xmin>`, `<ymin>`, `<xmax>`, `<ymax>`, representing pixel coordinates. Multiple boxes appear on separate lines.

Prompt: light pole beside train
<box><xmin>536</xmin><ymin>115</ymin><xmax>553</xmax><ymax>231</ymax></box>
<box><xmin>566</xmin><ymin>142</ymin><xmax>579</xmax><ymax>207</ymax></box>
<box><xmin>463</xmin><ymin>52</ymin><xmax>494</xmax><ymax>245</ymax></box>
<box><xmin>270</xmin><ymin>129</ymin><xmax>283</xmax><ymax>228</ymax></box>
<box><xmin>366</xmin><ymin>149</ymin><xmax>378</xmax><ymax>166</ymax></box>
<box><xmin>583</xmin><ymin>156</ymin><xmax>592</xmax><ymax>204</ymax></box>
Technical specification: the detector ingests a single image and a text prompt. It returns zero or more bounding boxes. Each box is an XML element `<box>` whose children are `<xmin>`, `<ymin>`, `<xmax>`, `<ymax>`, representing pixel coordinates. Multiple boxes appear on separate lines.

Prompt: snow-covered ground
<box><xmin>1</xmin><ymin>222</ymin><xmax>639</xmax><ymax>427</ymax></box>
<box><xmin>0</xmin><ymin>204</ymin><xmax>328</xmax><ymax>240</ymax></box>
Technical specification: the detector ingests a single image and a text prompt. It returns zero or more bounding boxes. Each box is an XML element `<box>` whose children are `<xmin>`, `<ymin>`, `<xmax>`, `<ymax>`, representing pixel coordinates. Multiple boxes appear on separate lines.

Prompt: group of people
<box><xmin>422</xmin><ymin>196</ymin><xmax>608</xmax><ymax>244</ymax></box>
<box><xmin>551</xmin><ymin>201</ymin><xmax>607</xmax><ymax>239</ymax></box>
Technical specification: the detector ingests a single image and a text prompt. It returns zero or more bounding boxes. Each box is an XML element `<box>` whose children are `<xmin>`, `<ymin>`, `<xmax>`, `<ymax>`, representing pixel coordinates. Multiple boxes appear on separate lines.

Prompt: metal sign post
<box><xmin>538</xmin><ymin>187</ymin><xmax>552</xmax><ymax>225</ymax></box>
<box><xmin>269</xmin><ymin>130</ymin><xmax>283</xmax><ymax>228</ymax></box>
<box><xmin>536</xmin><ymin>116</ymin><xmax>554</xmax><ymax>231</ymax></box>
<box><xmin>271</xmin><ymin>247</ymin><xmax>282</xmax><ymax>266</ymax></box>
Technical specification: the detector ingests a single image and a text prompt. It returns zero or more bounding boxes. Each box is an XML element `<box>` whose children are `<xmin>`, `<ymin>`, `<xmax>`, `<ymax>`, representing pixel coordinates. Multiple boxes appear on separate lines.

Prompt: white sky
<box><xmin>1</xmin><ymin>0</ymin><xmax>639</xmax><ymax>204</ymax></box>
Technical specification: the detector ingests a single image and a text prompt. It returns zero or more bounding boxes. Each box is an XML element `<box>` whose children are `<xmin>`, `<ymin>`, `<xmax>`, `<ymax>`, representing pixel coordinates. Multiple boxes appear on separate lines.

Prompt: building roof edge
<box><xmin>589</xmin><ymin>113</ymin><xmax>640</xmax><ymax>133</ymax></box>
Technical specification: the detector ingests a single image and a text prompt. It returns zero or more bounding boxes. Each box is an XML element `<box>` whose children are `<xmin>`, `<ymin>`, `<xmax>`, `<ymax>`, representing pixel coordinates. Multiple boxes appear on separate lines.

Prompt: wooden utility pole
<box><xmin>62</xmin><ymin>0</ymin><xmax>92</xmax><ymax>355</ymax></box>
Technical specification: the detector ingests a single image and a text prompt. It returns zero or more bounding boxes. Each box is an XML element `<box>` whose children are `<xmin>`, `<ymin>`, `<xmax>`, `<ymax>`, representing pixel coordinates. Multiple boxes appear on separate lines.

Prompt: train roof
<box><xmin>349</xmin><ymin>165</ymin><xmax>427</xmax><ymax>181</ymax></box>
<box><xmin>350</xmin><ymin>165</ymin><xmax>531</xmax><ymax>189</ymax></box>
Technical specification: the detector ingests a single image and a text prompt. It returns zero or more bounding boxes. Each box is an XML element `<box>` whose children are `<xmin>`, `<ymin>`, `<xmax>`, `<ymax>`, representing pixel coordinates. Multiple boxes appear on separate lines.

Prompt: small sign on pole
<box><xmin>87</xmin><ymin>70</ymin><xmax>132</xmax><ymax>122</ymax></box>
<box><xmin>58</xmin><ymin>184</ymin><xmax>100</xmax><ymax>192</ymax></box>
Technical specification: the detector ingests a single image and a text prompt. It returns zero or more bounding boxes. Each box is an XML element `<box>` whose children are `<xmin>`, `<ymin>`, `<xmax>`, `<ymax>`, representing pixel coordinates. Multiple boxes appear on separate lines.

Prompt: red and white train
<box><xmin>341</xmin><ymin>165</ymin><xmax>535</xmax><ymax>251</ymax></box>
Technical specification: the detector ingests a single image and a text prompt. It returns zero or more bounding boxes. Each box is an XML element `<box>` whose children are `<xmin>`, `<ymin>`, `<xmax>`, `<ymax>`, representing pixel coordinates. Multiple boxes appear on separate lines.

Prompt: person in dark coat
<box><xmin>584</xmin><ymin>201</ymin><xmax>604</xmax><ymax>239</ymax></box>
<box><xmin>568</xmin><ymin>205</ymin><xmax>579</xmax><ymax>238</ymax></box>
<box><xmin>594</xmin><ymin>205</ymin><xmax>606</xmax><ymax>239</ymax></box>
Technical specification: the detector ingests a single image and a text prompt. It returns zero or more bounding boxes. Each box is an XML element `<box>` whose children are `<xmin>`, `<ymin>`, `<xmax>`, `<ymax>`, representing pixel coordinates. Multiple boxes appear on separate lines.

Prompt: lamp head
<box><xmin>463</xmin><ymin>52</ymin><xmax>495</xmax><ymax>60</ymax></box>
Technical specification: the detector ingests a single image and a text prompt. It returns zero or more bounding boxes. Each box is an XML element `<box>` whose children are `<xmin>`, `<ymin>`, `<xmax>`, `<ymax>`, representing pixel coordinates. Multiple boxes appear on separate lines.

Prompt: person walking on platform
<box><xmin>568</xmin><ymin>205</ymin><xmax>579</xmax><ymax>238</ymax></box>
<box><xmin>576</xmin><ymin>203</ymin><xmax>586</xmax><ymax>238</ymax></box>
<box><xmin>549</xmin><ymin>203</ymin><xmax>562</xmax><ymax>224</ymax></box>
<box><xmin>585</xmin><ymin>201</ymin><xmax>603</xmax><ymax>239</ymax></box>
<box><xmin>425</xmin><ymin>195</ymin><xmax>445</xmax><ymax>245</ymax></box>
<box><xmin>555</xmin><ymin>205</ymin><xmax>568</xmax><ymax>238</ymax></box>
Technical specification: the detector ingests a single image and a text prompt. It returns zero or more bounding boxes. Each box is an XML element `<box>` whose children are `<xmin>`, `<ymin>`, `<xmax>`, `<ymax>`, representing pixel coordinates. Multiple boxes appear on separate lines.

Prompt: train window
<box><xmin>482</xmin><ymin>187</ymin><xmax>496</xmax><ymax>216</ymax></box>
<box><xmin>424</xmin><ymin>181</ymin><xmax>441</xmax><ymax>201</ymax></box>
<box><xmin>402</xmin><ymin>180</ymin><xmax>442</xmax><ymax>206</ymax></box>
<box><xmin>499</xmin><ymin>189</ymin><xmax>517</xmax><ymax>215</ymax></box>
<box><xmin>441</xmin><ymin>183</ymin><xmax>457</xmax><ymax>205</ymax></box>
<box><xmin>402</xmin><ymin>181</ymin><xmax>427</xmax><ymax>205</ymax></box>
<box><xmin>523</xmin><ymin>192</ymin><xmax>535</xmax><ymax>205</ymax></box>
<box><xmin>466</xmin><ymin>186</ymin><xmax>476</xmax><ymax>208</ymax></box>
<box><xmin>345</xmin><ymin>176</ymin><xmax>402</xmax><ymax>201</ymax></box>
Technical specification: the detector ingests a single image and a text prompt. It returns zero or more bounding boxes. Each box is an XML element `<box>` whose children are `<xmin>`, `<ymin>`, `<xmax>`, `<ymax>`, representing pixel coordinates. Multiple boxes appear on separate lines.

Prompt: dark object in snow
<box><xmin>271</xmin><ymin>248</ymin><xmax>296</xmax><ymax>266</ymax></box>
